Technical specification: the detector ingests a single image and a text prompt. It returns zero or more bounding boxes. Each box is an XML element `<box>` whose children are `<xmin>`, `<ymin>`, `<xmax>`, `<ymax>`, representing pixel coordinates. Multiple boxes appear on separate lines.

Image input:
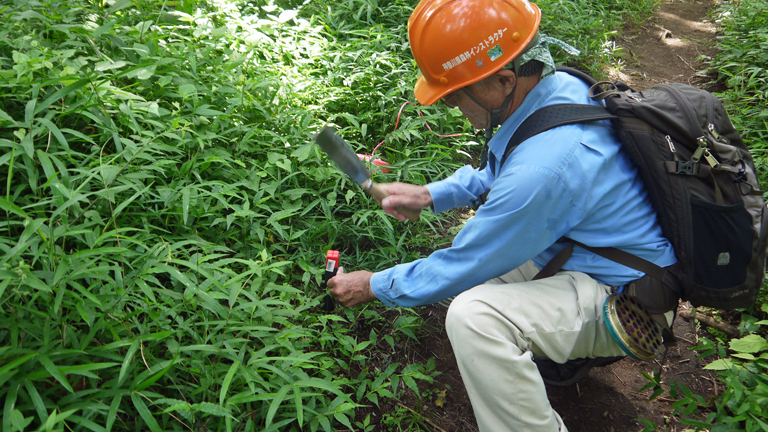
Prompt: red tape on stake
<box><xmin>322</xmin><ymin>250</ymin><xmax>340</xmax><ymax>312</ymax></box>
<box><xmin>325</xmin><ymin>250</ymin><xmax>339</xmax><ymax>276</ymax></box>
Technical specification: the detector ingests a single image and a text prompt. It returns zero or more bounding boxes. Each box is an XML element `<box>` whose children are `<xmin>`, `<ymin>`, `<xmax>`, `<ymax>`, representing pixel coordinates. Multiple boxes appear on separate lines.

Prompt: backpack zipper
<box><xmin>707</xmin><ymin>123</ymin><xmax>729</xmax><ymax>145</ymax></box>
<box><xmin>657</xmin><ymin>84</ymin><xmax>720</xmax><ymax>167</ymax></box>
<box><xmin>655</xmin><ymin>84</ymin><xmax>702</xmax><ymax>142</ymax></box>
<box><xmin>665</xmin><ymin>135</ymin><xmax>678</xmax><ymax>160</ymax></box>
<box><xmin>702</xmin><ymin>91</ymin><xmax>730</xmax><ymax>145</ymax></box>
<box><xmin>704</xmin><ymin>88</ymin><xmax>715</xmax><ymax>125</ymax></box>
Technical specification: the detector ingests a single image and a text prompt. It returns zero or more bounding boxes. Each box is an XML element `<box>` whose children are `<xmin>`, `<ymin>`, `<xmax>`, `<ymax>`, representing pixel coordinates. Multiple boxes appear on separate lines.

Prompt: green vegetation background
<box><xmin>0</xmin><ymin>0</ymin><xmax>765</xmax><ymax>431</ymax></box>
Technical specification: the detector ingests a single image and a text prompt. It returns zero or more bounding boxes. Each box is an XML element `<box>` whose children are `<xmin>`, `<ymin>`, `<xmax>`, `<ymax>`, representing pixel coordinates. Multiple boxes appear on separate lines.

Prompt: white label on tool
<box><xmin>326</xmin><ymin>259</ymin><xmax>337</xmax><ymax>272</ymax></box>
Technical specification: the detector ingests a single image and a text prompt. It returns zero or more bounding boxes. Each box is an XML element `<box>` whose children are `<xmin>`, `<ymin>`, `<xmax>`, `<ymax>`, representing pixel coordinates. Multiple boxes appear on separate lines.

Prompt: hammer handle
<box><xmin>366</xmin><ymin>182</ymin><xmax>420</xmax><ymax>222</ymax></box>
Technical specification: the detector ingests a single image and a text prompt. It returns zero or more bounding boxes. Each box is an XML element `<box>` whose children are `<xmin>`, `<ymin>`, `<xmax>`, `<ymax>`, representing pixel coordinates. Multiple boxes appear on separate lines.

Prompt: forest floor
<box><xmin>378</xmin><ymin>0</ymin><xmax>731</xmax><ymax>430</ymax></box>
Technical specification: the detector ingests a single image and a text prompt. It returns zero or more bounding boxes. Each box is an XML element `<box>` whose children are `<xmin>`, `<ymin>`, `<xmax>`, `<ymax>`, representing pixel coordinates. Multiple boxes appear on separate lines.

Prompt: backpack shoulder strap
<box><xmin>470</xmin><ymin>103</ymin><xmax>616</xmax><ymax>209</ymax></box>
<box><xmin>501</xmin><ymin>66</ymin><xmax>607</xmax><ymax>160</ymax></box>
<box><xmin>471</xmin><ymin>68</ymin><xmax>614</xmax><ymax>209</ymax></box>
<box><xmin>556</xmin><ymin>66</ymin><xmax>598</xmax><ymax>86</ymax></box>
<box><xmin>499</xmin><ymin>67</ymin><xmax>609</xmax><ymax>166</ymax></box>
<box><xmin>500</xmin><ymin>103</ymin><xmax>616</xmax><ymax>166</ymax></box>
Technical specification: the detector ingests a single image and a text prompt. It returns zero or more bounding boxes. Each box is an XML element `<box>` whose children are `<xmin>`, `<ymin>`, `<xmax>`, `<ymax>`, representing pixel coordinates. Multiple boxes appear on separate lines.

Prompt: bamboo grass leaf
<box><xmin>294</xmin><ymin>383</ymin><xmax>304</xmax><ymax>425</ymax></box>
<box><xmin>182</xmin><ymin>187</ymin><xmax>190</xmax><ymax>225</ymax></box>
<box><xmin>0</xmin><ymin>372</ymin><xmax>18</xmax><ymax>395</ymax></box>
<box><xmin>219</xmin><ymin>361</ymin><xmax>239</xmax><ymax>406</ymax></box>
<box><xmin>48</xmin><ymin>190</ymin><xmax>95</xmax><ymax>220</ymax></box>
<box><xmin>177</xmin><ymin>344</ymin><xmax>222</xmax><ymax>354</ymax></box>
<box><xmin>70</xmin><ymin>247</ymin><xmax>127</xmax><ymax>260</ymax></box>
<box><xmin>0</xmin><ymin>107</ymin><xmax>17</xmax><ymax>124</ymax></box>
<box><xmin>37</xmin><ymin>409</ymin><xmax>78</xmax><ymax>431</ymax></box>
<box><xmin>2</xmin><ymin>219</ymin><xmax>45</xmax><ymax>267</ymax></box>
<box><xmin>22</xmin><ymin>273</ymin><xmax>53</xmax><ymax>294</ymax></box>
<box><xmin>148</xmin><ymin>263</ymin><xmax>195</xmax><ymax>290</ymax></box>
<box><xmin>35</xmin><ymin>118</ymin><xmax>69</xmax><ymax>151</ymax></box>
<box><xmin>66</xmin><ymin>414</ymin><xmax>108</xmax><ymax>432</ymax></box>
<box><xmin>0</xmin><ymin>197</ymin><xmax>28</xmax><ymax>218</ymax></box>
<box><xmin>37</xmin><ymin>354</ymin><xmax>74</xmax><ymax>394</ymax></box>
<box><xmin>191</xmin><ymin>402</ymin><xmax>234</xmax><ymax>418</ymax></box>
<box><xmin>265</xmin><ymin>383</ymin><xmax>292</xmax><ymax>429</ymax></box>
<box><xmin>135</xmin><ymin>279</ymin><xmax>158</xmax><ymax>303</ymax></box>
<box><xmin>36</xmin><ymin>150</ymin><xmax>56</xmax><ymax>183</ymax></box>
<box><xmin>59</xmin><ymin>362</ymin><xmax>120</xmax><ymax>376</ymax></box>
<box><xmin>2</xmin><ymin>382</ymin><xmax>20</xmax><ymax>432</ymax></box>
<box><xmin>263</xmin><ymin>418</ymin><xmax>296</xmax><ymax>432</ymax></box>
<box><xmin>111</xmin><ymin>182</ymin><xmax>154</xmax><ymax>218</ymax></box>
<box><xmin>226</xmin><ymin>392</ymin><xmax>278</xmax><ymax>405</ymax></box>
<box><xmin>108</xmin><ymin>0</ymin><xmax>132</xmax><ymax>13</ymax></box>
<box><xmin>25</xmin><ymin>99</ymin><xmax>36</xmax><ymax>128</ymax></box>
<box><xmin>75</xmin><ymin>302</ymin><xmax>93</xmax><ymax>326</ymax></box>
<box><xmin>33</xmin><ymin>79</ymin><xmax>90</xmax><ymax>117</ymax></box>
<box><xmin>106</xmin><ymin>395</ymin><xmax>122</xmax><ymax>432</ymax></box>
<box><xmin>0</xmin><ymin>354</ymin><xmax>36</xmax><ymax>378</ymax></box>
<box><xmin>21</xmin><ymin>133</ymin><xmax>34</xmax><ymax>158</ymax></box>
<box><xmin>118</xmin><ymin>341</ymin><xmax>139</xmax><ymax>387</ymax></box>
<box><xmin>10</xmin><ymin>409</ymin><xmax>29</xmax><ymax>432</ymax></box>
<box><xmin>130</xmin><ymin>394</ymin><xmax>162</xmax><ymax>432</ymax></box>
<box><xmin>132</xmin><ymin>355</ymin><xmax>176</xmax><ymax>392</ymax></box>
<box><xmin>195</xmin><ymin>106</ymin><xmax>225</xmax><ymax>116</ymax></box>
<box><xmin>95</xmin><ymin>60</ymin><xmax>128</xmax><ymax>71</ymax></box>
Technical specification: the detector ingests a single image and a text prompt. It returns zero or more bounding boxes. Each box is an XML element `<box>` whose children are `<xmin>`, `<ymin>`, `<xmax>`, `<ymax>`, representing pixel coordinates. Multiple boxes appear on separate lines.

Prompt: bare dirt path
<box><xmin>609</xmin><ymin>0</ymin><xmax>721</xmax><ymax>90</ymax></box>
<box><xmin>405</xmin><ymin>0</ymin><xmax>728</xmax><ymax>430</ymax></box>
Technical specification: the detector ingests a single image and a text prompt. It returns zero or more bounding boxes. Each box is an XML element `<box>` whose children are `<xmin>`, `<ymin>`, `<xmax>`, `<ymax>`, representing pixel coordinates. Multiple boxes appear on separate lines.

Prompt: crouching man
<box><xmin>328</xmin><ymin>0</ymin><xmax>677</xmax><ymax>430</ymax></box>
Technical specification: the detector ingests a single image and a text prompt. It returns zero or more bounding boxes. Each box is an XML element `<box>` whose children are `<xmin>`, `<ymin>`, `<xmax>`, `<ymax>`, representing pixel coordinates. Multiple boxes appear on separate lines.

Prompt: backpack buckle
<box><xmin>735</xmin><ymin>163</ymin><xmax>748</xmax><ymax>183</ymax></box>
<box><xmin>471</xmin><ymin>190</ymin><xmax>490</xmax><ymax>210</ymax></box>
<box><xmin>470</xmin><ymin>195</ymin><xmax>487</xmax><ymax>210</ymax></box>
<box><xmin>673</xmin><ymin>161</ymin><xmax>698</xmax><ymax>175</ymax></box>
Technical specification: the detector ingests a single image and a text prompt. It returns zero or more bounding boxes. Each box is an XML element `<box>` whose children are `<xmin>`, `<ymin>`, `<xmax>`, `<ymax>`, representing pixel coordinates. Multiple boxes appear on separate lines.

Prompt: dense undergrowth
<box><xmin>712</xmin><ymin>0</ymin><xmax>768</xmax><ymax>185</ymax></box>
<box><xmin>0</xmin><ymin>0</ymin><xmax>765</xmax><ymax>431</ymax></box>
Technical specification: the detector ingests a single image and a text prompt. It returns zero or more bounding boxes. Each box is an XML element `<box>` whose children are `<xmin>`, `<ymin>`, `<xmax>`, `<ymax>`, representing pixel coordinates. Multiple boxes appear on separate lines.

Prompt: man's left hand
<box><xmin>327</xmin><ymin>268</ymin><xmax>377</xmax><ymax>308</ymax></box>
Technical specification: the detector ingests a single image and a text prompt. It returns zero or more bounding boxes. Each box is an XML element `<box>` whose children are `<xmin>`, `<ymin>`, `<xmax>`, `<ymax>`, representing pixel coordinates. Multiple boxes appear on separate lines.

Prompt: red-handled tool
<box><xmin>321</xmin><ymin>250</ymin><xmax>340</xmax><ymax>311</ymax></box>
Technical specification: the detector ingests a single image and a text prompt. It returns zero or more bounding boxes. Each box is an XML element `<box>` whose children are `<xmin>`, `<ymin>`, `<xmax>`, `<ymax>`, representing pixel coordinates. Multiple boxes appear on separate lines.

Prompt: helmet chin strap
<box><xmin>461</xmin><ymin>82</ymin><xmax>518</xmax><ymax>135</ymax></box>
<box><xmin>461</xmin><ymin>79</ymin><xmax>518</xmax><ymax>170</ymax></box>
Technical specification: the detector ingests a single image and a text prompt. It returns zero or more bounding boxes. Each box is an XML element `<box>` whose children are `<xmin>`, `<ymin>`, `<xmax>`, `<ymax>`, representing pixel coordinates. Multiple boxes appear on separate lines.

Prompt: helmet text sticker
<box><xmin>441</xmin><ymin>28</ymin><xmax>508</xmax><ymax>71</ymax></box>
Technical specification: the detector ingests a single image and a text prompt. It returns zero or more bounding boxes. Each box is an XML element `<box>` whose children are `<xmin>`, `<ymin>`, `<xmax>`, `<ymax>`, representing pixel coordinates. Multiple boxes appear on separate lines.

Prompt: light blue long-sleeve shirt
<box><xmin>370</xmin><ymin>71</ymin><xmax>677</xmax><ymax>307</ymax></box>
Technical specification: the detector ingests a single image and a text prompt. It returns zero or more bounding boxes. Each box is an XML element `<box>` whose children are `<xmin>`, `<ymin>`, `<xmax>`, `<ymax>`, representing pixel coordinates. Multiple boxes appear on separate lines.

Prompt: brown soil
<box><xmin>608</xmin><ymin>0</ymin><xmax>721</xmax><ymax>91</ymax></box>
<box><xmin>373</xmin><ymin>0</ymin><xmax>728</xmax><ymax>430</ymax></box>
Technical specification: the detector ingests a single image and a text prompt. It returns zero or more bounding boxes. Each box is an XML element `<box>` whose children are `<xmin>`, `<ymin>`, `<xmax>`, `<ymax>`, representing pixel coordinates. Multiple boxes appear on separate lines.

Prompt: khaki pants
<box><xmin>445</xmin><ymin>261</ymin><xmax>626</xmax><ymax>432</ymax></box>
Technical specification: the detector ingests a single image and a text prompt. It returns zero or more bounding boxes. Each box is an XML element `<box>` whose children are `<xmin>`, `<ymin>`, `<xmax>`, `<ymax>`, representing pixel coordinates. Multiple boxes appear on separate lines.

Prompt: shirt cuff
<box><xmin>426</xmin><ymin>179</ymin><xmax>459</xmax><ymax>214</ymax></box>
<box><xmin>370</xmin><ymin>268</ymin><xmax>399</xmax><ymax>307</ymax></box>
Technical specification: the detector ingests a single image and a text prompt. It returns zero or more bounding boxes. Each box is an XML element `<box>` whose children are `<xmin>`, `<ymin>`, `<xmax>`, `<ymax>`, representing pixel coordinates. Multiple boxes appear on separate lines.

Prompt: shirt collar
<box><xmin>487</xmin><ymin>72</ymin><xmax>560</xmax><ymax>162</ymax></box>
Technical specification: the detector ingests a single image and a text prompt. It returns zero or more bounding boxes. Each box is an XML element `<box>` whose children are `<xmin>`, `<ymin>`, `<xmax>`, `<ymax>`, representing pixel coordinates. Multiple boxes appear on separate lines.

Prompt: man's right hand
<box><xmin>327</xmin><ymin>268</ymin><xmax>376</xmax><ymax>308</ymax></box>
<box><xmin>375</xmin><ymin>182</ymin><xmax>433</xmax><ymax>222</ymax></box>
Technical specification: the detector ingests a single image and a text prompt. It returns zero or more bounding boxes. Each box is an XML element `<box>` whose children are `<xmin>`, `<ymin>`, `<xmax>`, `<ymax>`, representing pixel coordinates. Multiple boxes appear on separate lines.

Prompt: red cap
<box><xmin>325</xmin><ymin>250</ymin><xmax>340</xmax><ymax>272</ymax></box>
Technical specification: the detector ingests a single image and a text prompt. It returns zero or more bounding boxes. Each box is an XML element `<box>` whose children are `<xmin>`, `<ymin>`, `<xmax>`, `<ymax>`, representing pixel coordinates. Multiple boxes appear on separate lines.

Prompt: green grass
<box><xmin>0</xmin><ymin>0</ymin><xmax>706</xmax><ymax>430</ymax></box>
<box><xmin>709</xmin><ymin>0</ymin><xmax>768</xmax><ymax>189</ymax></box>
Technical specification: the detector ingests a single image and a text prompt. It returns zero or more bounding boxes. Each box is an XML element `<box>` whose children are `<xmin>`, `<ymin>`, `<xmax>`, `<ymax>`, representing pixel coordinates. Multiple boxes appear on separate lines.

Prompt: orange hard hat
<box><xmin>408</xmin><ymin>0</ymin><xmax>542</xmax><ymax>106</ymax></box>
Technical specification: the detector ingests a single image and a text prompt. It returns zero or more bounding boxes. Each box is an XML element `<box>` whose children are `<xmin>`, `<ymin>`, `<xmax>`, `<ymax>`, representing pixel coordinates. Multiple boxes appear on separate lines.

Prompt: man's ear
<box><xmin>495</xmin><ymin>68</ymin><xmax>517</xmax><ymax>94</ymax></box>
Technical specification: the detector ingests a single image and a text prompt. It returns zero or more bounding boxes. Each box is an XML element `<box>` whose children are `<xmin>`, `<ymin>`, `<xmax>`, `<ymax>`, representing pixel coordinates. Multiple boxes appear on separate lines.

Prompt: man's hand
<box><xmin>327</xmin><ymin>268</ymin><xmax>377</xmax><ymax>308</ymax></box>
<box><xmin>376</xmin><ymin>182</ymin><xmax>433</xmax><ymax>222</ymax></box>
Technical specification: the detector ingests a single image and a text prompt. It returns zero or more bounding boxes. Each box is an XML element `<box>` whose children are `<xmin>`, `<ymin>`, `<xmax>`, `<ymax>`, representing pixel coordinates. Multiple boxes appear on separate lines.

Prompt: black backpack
<box><xmin>481</xmin><ymin>67</ymin><xmax>768</xmax><ymax>311</ymax></box>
